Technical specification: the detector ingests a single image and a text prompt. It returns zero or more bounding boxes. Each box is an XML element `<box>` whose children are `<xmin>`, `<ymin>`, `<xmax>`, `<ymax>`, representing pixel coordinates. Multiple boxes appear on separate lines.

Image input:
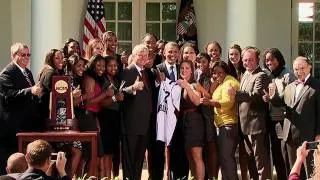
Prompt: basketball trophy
<box><xmin>47</xmin><ymin>76</ymin><xmax>78</xmax><ymax>131</ymax></box>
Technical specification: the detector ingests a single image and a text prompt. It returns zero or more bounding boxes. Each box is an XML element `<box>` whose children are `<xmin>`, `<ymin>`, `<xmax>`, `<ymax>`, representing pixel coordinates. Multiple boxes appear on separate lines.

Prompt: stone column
<box><xmin>31</xmin><ymin>0</ymin><xmax>62</xmax><ymax>76</ymax></box>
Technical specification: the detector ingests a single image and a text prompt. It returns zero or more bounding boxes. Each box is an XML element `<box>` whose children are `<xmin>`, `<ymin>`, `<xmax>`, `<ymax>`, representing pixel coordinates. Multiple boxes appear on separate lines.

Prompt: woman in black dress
<box><xmin>65</xmin><ymin>54</ymin><xmax>87</xmax><ymax>177</ymax></box>
<box><xmin>177</xmin><ymin>60</ymin><xmax>205</xmax><ymax>180</ymax></box>
<box><xmin>195</xmin><ymin>53</ymin><xmax>219</xmax><ymax>179</ymax></box>
<box><xmin>98</xmin><ymin>56</ymin><xmax>124</xmax><ymax>179</ymax></box>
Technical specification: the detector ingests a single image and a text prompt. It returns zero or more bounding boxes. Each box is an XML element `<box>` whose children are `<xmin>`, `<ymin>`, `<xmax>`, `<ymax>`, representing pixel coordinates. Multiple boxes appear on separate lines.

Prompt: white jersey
<box><xmin>156</xmin><ymin>78</ymin><xmax>181</xmax><ymax>146</ymax></box>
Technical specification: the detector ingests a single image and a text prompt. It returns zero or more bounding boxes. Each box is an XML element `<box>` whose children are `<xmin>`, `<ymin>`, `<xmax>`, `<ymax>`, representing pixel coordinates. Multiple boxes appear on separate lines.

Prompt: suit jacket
<box><xmin>156</xmin><ymin>62</ymin><xmax>180</xmax><ymax>80</ymax></box>
<box><xmin>283</xmin><ymin>76</ymin><xmax>320</xmax><ymax>145</ymax></box>
<box><xmin>121</xmin><ymin>64</ymin><xmax>152</xmax><ymax>135</ymax></box>
<box><xmin>0</xmin><ymin>62</ymin><xmax>39</xmax><ymax>138</ymax></box>
<box><xmin>17</xmin><ymin>168</ymin><xmax>70</xmax><ymax>180</ymax></box>
<box><xmin>237</xmin><ymin>67</ymin><xmax>270</xmax><ymax>135</ymax></box>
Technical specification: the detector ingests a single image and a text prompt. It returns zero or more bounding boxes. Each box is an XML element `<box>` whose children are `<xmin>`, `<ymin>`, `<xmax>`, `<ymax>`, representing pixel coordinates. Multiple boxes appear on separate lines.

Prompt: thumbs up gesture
<box><xmin>72</xmin><ymin>85</ymin><xmax>81</xmax><ymax>98</ymax></box>
<box><xmin>31</xmin><ymin>82</ymin><xmax>42</xmax><ymax>96</ymax></box>
<box><xmin>132</xmin><ymin>76</ymin><xmax>144</xmax><ymax>91</ymax></box>
<box><xmin>262</xmin><ymin>89</ymin><xmax>270</xmax><ymax>102</ymax></box>
<box><xmin>227</xmin><ymin>83</ymin><xmax>236</xmax><ymax>96</ymax></box>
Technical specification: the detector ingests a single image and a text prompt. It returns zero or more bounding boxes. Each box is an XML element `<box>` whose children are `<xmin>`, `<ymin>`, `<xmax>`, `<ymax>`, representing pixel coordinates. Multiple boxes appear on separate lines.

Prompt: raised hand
<box><xmin>157</xmin><ymin>69</ymin><xmax>166</xmax><ymax>82</ymax></box>
<box><xmin>72</xmin><ymin>85</ymin><xmax>81</xmax><ymax>98</ymax></box>
<box><xmin>228</xmin><ymin>83</ymin><xmax>236</xmax><ymax>96</ymax></box>
<box><xmin>115</xmin><ymin>92</ymin><xmax>125</xmax><ymax>101</ymax></box>
<box><xmin>105</xmin><ymin>87</ymin><xmax>114</xmax><ymax>97</ymax></box>
<box><xmin>55</xmin><ymin>151</ymin><xmax>67</xmax><ymax>177</ymax></box>
<box><xmin>177</xmin><ymin>79</ymin><xmax>189</xmax><ymax>89</ymax></box>
<box><xmin>200</xmin><ymin>97</ymin><xmax>211</xmax><ymax>105</ymax></box>
<box><xmin>31</xmin><ymin>82</ymin><xmax>42</xmax><ymax>96</ymax></box>
<box><xmin>262</xmin><ymin>89</ymin><xmax>270</xmax><ymax>102</ymax></box>
<box><xmin>132</xmin><ymin>76</ymin><xmax>144</xmax><ymax>91</ymax></box>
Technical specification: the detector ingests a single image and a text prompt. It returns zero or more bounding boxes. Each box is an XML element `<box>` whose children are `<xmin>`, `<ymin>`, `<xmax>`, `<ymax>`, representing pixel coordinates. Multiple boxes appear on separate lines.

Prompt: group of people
<box><xmin>0</xmin><ymin>30</ymin><xmax>319</xmax><ymax>180</ymax></box>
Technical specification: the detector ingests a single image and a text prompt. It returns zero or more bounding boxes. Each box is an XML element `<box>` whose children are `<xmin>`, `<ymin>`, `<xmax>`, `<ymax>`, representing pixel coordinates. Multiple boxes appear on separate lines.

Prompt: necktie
<box><xmin>295</xmin><ymin>79</ymin><xmax>305</xmax><ymax>85</ymax></box>
<box><xmin>140</xmin><ymin>70</ymin><xmax>149</xmax><ymax>91</ymax></box>
<box><xmin>23</xmin><ymin>70</ymin><xmax>33</xmax><ymax>87</ymax></box>
<box><xmin>294</xmin><ymin>79</ymin><xmax>305</xmax><ymax>101</ymax></box>
<box><xmin>169</xmin><ymin>65</ymin><xmax>175</xmax><ymax>81</ymax></box>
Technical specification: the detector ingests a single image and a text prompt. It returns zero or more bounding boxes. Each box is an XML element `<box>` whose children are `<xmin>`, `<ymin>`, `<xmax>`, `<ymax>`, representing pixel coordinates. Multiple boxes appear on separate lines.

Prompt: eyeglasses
<box><xmin>18</xmin><ymin>53</ymin><xmax>31</xmax><ymax>57</ymax></box>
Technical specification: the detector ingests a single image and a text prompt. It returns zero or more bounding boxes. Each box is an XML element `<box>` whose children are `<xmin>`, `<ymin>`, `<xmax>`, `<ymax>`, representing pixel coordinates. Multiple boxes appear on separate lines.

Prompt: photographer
<box><xmin>288</xmin><ymin>141</ymin><xmax>320</xmax><ymax>180</ymax></box>
<box><xmin>17</xmin><ymin>140</ymin><xmax>69</xmax><ymax>180</ymax></box>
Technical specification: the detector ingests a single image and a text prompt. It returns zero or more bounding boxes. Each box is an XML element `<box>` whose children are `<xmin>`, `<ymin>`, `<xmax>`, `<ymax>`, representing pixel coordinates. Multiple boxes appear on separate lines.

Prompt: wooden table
<box><xmin>17</xmin><ymin>131</ymin><xmax>98</xmax><ymax>177</ymax></box>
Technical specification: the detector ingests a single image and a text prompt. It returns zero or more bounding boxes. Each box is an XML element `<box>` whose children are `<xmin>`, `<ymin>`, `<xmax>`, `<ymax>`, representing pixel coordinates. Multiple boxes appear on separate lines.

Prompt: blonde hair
<box><xmin>11</xmin><ymin>43</ymin><xmax>28</xmax><ymax>59</ymax></box>
<box><xmin>85</xmin><ymin>38</ymin><xmax>103</xmax><ymax>60</ymax></box>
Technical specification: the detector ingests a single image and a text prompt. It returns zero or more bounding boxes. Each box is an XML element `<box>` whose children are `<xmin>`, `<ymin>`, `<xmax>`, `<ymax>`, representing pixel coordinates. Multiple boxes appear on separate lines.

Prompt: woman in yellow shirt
<box><xmin>201</xmin><ymin>61</ymin><xmax>240</xmax><ymax>180</ymax></box>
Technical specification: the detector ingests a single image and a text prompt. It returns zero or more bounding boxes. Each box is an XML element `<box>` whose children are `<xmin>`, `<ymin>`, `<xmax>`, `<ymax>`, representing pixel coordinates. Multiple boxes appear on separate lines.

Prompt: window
<box><xmin>145</xmin><ymin>2</ymin><xmax>177</xmax><ymax>41</ymax></box>
<box><xmin>104</xmin><ymin>0</ymin><xmax>177</xmax><ymax>53</ymax></box>
<box><xmin>104</xmin><ymin>1</ymin><xmax>132</xmax><ymax>53</ymax></box>
<box><xmin>298</xmin><ymin>1</ymin><xmax>320</xmax><ymax>78</ymax></box>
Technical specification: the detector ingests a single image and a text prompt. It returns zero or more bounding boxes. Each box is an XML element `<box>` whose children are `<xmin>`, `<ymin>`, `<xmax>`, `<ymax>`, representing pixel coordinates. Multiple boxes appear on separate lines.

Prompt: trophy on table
<box><xmin>47</xmin><ymin>76</ymin><xmax>78</xmax><ymax>131</ymax></box>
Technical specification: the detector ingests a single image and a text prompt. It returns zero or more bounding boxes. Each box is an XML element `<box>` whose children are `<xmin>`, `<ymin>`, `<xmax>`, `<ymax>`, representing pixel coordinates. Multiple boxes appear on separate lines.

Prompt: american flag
<box><xmin>82</xmin><ymin>0</ymin><xmax>106</xmax><ymax>55</ymax></box>
<box><xmin>177</xmin><ymin>12</ymin><xmax>196</xmax><ymax>35</ymax></box>
<box><xmin>176</xmin><ymin>0</ymin><xmax>198</xmax><ymax>47</ymax></box>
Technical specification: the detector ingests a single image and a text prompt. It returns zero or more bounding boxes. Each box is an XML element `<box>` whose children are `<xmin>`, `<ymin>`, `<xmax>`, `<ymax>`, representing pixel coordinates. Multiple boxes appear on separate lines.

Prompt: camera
<box><xmin>51</xmin><ymin>153</ymin><xmax>58</xmax><ymax>161</ymax></box>
<box><xmin>306</xmin><ymin>141</ymin><xmax>320</xmax><ymax>150</ymax></box>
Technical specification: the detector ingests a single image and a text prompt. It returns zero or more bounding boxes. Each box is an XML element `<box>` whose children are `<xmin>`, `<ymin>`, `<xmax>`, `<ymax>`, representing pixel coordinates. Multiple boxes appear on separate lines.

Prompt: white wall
<box><xmin>257</xmin><ymin>0</ymin><xmax>292</xmax><ymax>66</ymax></box>
<box><xmin>194</xmin><ymin>0</ymin><xmax>227</xmax><ymax>59</ymax></box>
<box><xmin>11</xmin><ymin>0</ymin><xmax>31</xmax><ymax>45</ymax></box>
<box><xmin>61</xmin><ymin>0</ymin><xmax>86</xmax><ymax>43</ymax></box>
<box><xmin>0</xmin><ymin>0</ymin><xmax>12</xmax><ymax>70</ymax></box>
<box><xmin>195</xmin><ymin>0</ymin><xmax>292</xmax><ymax>66</ymax></box>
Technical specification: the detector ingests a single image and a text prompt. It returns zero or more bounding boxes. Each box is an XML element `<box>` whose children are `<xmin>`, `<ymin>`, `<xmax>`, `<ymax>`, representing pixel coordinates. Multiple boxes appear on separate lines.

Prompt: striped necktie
<box><xmin>22</xmin><ymin>70</ymin><xmax>33</xmax><ymax>87</ymax></box>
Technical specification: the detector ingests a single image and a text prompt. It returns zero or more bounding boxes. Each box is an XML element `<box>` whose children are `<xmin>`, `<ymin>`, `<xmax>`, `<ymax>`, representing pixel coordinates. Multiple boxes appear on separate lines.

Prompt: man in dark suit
<box><xmin>282</xmin><ymin>56</ymin><xmax>320</xmax><ymax>178</ymax></box>
<box><xmin>120</xmin><ymin>44</ymin><xmax>153</xmax><ymax>180</ymax></box>
<box><xmin>155</xmin><ymin>42</ymin><xmax>190</xmax><ymax>180</ymax></box>
<box><xmin>0</xmin><ymin>43</ymin><xmax>41</xmax><ymax>174</ymax></box>
<box><xmin>149</xmin><ymin>42</ymin><xmax>186</xmax><ymax>180</ymax></box>
<box><xmin>236</xmin><ymin>46</ymin><xmax>271</xmax><ymax>180</ymax></box>
<box><xmin>17</xmin><ymin>139</ymin><xmax>69</xmax><ymax>180</ymax></box>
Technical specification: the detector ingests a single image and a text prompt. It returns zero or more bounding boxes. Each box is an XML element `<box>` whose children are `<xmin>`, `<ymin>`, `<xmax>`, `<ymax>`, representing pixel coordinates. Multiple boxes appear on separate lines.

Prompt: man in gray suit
<box><xmin>235</xmin><ymin>46</ymin><xmax>271</xmax><ymax>180</ymax></box>
<box><xmin>282</xmin><ymin>56</ymin><xmax>320</xmax><ymax>178</ymax></box>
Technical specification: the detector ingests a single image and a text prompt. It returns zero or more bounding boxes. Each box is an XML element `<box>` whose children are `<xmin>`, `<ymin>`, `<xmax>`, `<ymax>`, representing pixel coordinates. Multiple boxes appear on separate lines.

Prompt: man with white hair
<box><xmin>0</xmin><ymin>43</ymin><xmax>41</xmax><ymax>174</ymax></box>
<box><xmin>120</xmin><ymin>44</ymin><xmax>153</xmax><ymax>180</ymax></box>
<box><xmin>282</xmin><ymin>56</ymin><xmax>320</xmax><ymax>179</ymax></box>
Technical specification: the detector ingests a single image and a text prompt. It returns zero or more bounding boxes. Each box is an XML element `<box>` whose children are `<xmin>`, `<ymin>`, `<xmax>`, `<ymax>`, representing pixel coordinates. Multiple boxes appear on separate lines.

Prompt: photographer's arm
<box><xmin>55</xmin><ymin>152</ymin><xmax>68</xmax><ymax>179</ymax></box>
<box><xmin>288</xmin><ymin>142</ymin><xmax>309</xmax><ymax>180</ymax></box>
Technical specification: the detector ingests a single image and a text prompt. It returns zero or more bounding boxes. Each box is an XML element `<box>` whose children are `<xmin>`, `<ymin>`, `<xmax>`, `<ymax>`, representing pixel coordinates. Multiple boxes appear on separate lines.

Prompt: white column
<box><xmin>226</xmin><ymin>0</ymin><xmax>257</xmax><ymax>48</ymax></box>
<box><xmin>31</xmin><ymin>0</ymin><xmax>62</xmax><ymax>77</ymax></box>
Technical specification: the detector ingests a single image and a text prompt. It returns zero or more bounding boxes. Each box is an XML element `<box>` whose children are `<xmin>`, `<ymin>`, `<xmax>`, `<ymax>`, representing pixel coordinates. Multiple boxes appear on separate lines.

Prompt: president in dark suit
<box><xmin>283</xmin><ymin>56</ymin><xmax>320</xmax><ymax>178</ymax></box>
<box><xmin>154</xmin><ymin>42</ymin><xmax>187</xmax><ymax>180</ymax></box>
<box><xmin>120</xmin><ymin>44</ymin><xmax>152</xmax><ymax>180</ymax></box>
<box><xmin>236</xmin><ymin>46</ymin><xmax>271</xmax><ymax>180</ymax></box>
<box><xmin>0</xmin><ymin>43</ymin><xmax>41</xmax><ymax>174</ymax></box>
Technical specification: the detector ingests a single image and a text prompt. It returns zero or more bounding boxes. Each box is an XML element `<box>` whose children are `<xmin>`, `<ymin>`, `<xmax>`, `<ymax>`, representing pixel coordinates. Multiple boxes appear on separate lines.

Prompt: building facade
<box><xmin>0</xmin><ymin>0</ymin><xmax>319</xmax><ymax>78</ymax></box>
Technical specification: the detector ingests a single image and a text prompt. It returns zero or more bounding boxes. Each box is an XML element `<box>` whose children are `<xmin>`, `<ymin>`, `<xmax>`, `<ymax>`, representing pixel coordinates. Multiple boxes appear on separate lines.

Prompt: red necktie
<box><xmin>140</xmin><ymin>69</ymin><xmax>152</xmax><ymax>113</ymax></box>
<box><xmin>140</xmin><ymin>70</ymin><xmax>150</xmax><ymax>91</ymax></box>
